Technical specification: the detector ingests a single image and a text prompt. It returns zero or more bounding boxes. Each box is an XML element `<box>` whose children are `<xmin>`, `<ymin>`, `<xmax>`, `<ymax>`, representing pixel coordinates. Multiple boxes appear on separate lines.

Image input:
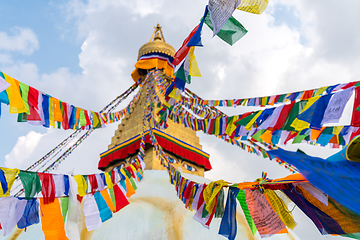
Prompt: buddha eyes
<box><xmin>168</xmin><ymin>157</ymin><xmax>177</xmax><ymax>164</ymax></box>
<box><xmin>183</xmin><ymin>163</ymin><xmax>196</xmax><ymax>172</ymax></box>
<box><xmin>167</xmin><ymin>157</ymin><xmax>196</xmax><ymax>172</ymax></box>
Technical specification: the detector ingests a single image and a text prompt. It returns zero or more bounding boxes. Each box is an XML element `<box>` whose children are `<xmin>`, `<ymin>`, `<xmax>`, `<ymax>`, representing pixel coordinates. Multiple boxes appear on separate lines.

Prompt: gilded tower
<box><xmin>99</xmin><ymin>25</ymin><xmax>211</xmax><ymax>177</ymax></box>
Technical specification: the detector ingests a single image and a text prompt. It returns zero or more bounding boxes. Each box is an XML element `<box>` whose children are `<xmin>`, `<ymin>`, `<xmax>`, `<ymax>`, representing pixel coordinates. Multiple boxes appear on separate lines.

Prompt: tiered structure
<box><xmin>98</xmin><ymin>25</ymin><xmax>211</xmax><ymax>177</ymax></box>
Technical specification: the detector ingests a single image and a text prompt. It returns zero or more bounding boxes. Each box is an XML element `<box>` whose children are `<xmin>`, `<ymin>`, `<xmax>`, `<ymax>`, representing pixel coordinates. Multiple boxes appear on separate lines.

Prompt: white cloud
<box><xmin>5</xmin><ymin>131</ymin><xmax>45</xmax><ymax>168</ymax></box>
<box><xmin>0</xmin><ymin>27</ymin><xmax>39</xmax><ymax>55</ymax></box>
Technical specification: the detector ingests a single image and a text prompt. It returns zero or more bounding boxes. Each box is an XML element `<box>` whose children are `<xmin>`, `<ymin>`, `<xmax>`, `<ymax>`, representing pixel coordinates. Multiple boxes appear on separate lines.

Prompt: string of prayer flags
<box><xmin>236</xmin><ymin>0</ymin><xmax>269</xmax><ymax>15</ymax></box>
<box><xmin>204</xmin><ymin>11</ymin><xmax>247</xmax><ymax>45</ymax></box>
<box><xmin>184</xmin><ymin>80</ymin><xmax>360</xmax><ymax>108</ymax></box>
<box><xmin>0</xmin><ymin>71</ymin><xmax>139</xmax><ymax>130</ymax></box>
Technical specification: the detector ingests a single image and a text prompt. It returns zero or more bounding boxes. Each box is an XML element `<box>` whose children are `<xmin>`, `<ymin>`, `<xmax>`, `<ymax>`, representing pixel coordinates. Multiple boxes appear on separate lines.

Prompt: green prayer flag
<box><xmin>109</xmin><ymin>187</ymin><xmax>116</xmax><ymax>210</ymax></box>
<box><xmin>234</xmin><ymin>112</ymin><xmax>259</xmax><ymax>126</ymax></box>
<box><xmin>277</xmin><ymin>94</ymin><xmax>286</xmax><ymax>103</ymax></box>
<box><xmin>292</xmin><ymin>133</ymin><xmax>306</xmax><ymax>144</ymax></box>
<box><xmin>215</xmin><ymin>188</ymin><xmax>225</xmax><ymax>218</ymax></box>
<box><xmin>19</xmin><ymin>82</ymin><xmax>30</xmax><ymax>115</ymax></box>
<box><xmin>282</xmin><ymin>101</ymin><xmax>306</xmax><ymax>131</ymax></box>
<box><xmin>17</xmin><ymin>113</ymin><xmax>27</xmax><ymax>122</ymax></box>
<box><xmin>202</xmin><ymin>203</ymin><xmax>209</xmax><ymax>218</ymax></box>
<box><xmin>79</xmin><ymin>109</ymin><xmax>87</xmax><ymax>126</ymax></box>
<box><xmin>204</xmin><ymin>14</ymin><xmax>247</xmax><ymax>46</ymax></box>
<box><xmin>174</xmin><ymin>63</ymin><xmax>191</xmax><ymax>84</ymax></box>
<box><xmin>237</xmin><ymin>190</ymin><xmax>257</xmax><ymax>235</ymax></box>
<box><xmin>18</xmin><ymin>171</ymin><xmax>42</xmax><ymax>200</ymax></box>
<box><xmin>251</xmin><ymin>129</ymin><xmax>266</xmax><ymax>142</ymax></box>
<box><xmin>60</xmin><ymin>197</ymin><xmax>69</xmax><ymax>222</ymax></box>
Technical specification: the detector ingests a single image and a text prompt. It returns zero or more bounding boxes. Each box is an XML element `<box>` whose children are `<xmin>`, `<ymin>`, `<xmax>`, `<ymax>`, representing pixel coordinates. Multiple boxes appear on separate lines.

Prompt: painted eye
<box><xmin>168</xmin><ymin>157</ymin><xmax>177</xmax><ymax>164</ymax></box>
<box><xmin>183</xmin><ymin>163</ymin><xmax>196</xmax><ymax>172</ymax></box>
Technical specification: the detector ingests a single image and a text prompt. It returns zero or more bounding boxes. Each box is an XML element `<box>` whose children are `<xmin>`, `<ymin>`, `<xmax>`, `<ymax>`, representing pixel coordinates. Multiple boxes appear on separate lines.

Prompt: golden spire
<box><xmin>138</xmin><ymin>24</ymin><xmax>176</xmax><ymax>60</ymax></box>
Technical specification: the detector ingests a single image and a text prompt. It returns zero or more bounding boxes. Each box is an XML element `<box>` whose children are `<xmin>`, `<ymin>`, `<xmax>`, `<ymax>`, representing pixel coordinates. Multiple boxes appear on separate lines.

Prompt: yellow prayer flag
<box><xmin>314</xmin><ymin>86</ymin><xmax>328</xmax><ymax>97</ymax></box>
<box><xmin>290</xmin><ymin>96</ymin><xmax>320</xmax><ymax>131</ymax></box>
<box><xmin>214</xmin><ymin>117</ymin><xmax>221</xmax><ymax>136</ymax></box>
<box><xmin>0</xmin><ymin>167</ymin><xmax>19</xmax><ymax>197</ymax></box>
<box><xmin>104</xmin><ymin>172</ymin><xmax>114</xmax><ymax>189</ymax></box>
<box><xmin>49</xmin><ymin>97</ymin><xmax>55</xmax><ymax>128</ymax></box>
<box><xmin>264</xmin><ymin>189</ymin><xmax>297</xmax><ymax>230</ymax></box>
<box><xmin>74</xmin><ymin>175</ymin><xmax>87</xmax><ymax>197</ymax></box>
<box><xmin>189</xmin><ymin>47</ymin><xmax>201</xmax><ymax>77</ymax></box>
<box><xmin>203</xmin><ymin>180</ymin><xmax>229</xmax><ymax>214</ymax></box>
<box><xmin>237</xmin><ymin>0</ymin><xmax>269</xmax><ymax>15</ymax></box>
<box><xmin>225</xmin><ymin>116</ymin><xmax>239</xmax><ymax>136</ymax></box>
<box><xmin>333</xmin><ymin>126</ymin><xmax>344</xmax><ymax>135</ymax></box>
<box><xmin>245</xmin><ymin>110</ymin><xmax>263</xmax><ymax>131</ymax></box>
<box><xmin>3</xmin><ymin>73</ymin><xmax>27</xmax><ymax>114</ymax></box>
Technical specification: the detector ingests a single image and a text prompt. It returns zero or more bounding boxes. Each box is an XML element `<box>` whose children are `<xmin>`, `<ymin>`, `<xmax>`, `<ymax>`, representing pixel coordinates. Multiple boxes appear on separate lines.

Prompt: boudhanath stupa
<box><xmin>3</xmin><ymin>25</ymin><xmax>300</xmax><ymax>240</ymax></box>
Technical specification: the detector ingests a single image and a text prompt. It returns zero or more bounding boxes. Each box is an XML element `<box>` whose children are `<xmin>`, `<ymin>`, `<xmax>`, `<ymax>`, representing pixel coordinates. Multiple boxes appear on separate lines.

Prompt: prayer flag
<box><xmin>189</xmin><ymin>47</ymin><xmax>201</xmax><ymax>77</ymax></box>
<box><xmin>173</xmin><ymin>25</ymin><xmax>199</xmax><ymax>65</ymax></box>
<box><xmin>18</xmin><ymin>171</ymin><xmax>42</xmax><ymax>199</ymax></box>
<box><xmin>39</xmin><ymin>198</ymin><xmax>69</xmax><ymax>240</ymax></box>
<box><xmin>3</xmin><ymin>73</ymin><xmax>27</xmax><ymax>114</ymax></box>
<box><xmin>321</xmin><ymin>87</ymin><xmax>353</xmax><ymax>125</ymax></box>
<box><xmin>218</xmin><ymin>187</ymin><xmax>240</xmax><ymax>240</ymax></box>
<box><xmin>0</xmin><ymin>72</ymin><xmax>10</xmax><ymax>93</ymax></box>
<box><xmin>0</xmin><ymin>197</ymin><xmax>27</xmax><ymax>236</ymax></box>
<box><xmin>94</xmin><ymin>191</ymin><xmax>112</xmax><ymax>223</ymax></box>
<box><xmin>204</xmin><ymin>13</ymin><xmax>247</xmax><ymax>45</ymax></box>
<box><xmin>83</xmin><ymin>194</ymin><xmax>102</xmax><ymax>231</ymax></box>
<box><xmin>17</xmin><ymin>198</ymin><xmax>40</xmax><ymax>229</ymax></box>
<box><xmin>208</xmin><ymin>0</ymin><xmax>242</xmax><ymax>36</ymax></box>
<box><xmin>38</xmin><ymin>173</ymin><xmax>56</xmax><ymax>204</ymax></box>
<box><xmin>351</xmin><ymin>87</ymin><xmax>360</xmax><ymax>127</ymax></box>
<box><xmin>187</xmin><ymin>6</ymin><xmax>209</xmax><ymax>47</ymax></box>
<box><xmin>237</xmin><ymin>0</ymin><xmax>269</xmax><ymax>14</ymax></box>
<box><xmin>0</xmin><ymin>167</ymin><xmax>19</xmax><ymax>197</ymax></box>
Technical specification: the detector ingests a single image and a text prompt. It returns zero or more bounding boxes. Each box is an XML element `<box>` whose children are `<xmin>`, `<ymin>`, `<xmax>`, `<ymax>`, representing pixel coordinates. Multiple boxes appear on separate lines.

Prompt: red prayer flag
<box><xmin>284</xmin><ymin>131</ymin><xmax>298</xmax><ymax>145</ymax></box>
<box><xmin>113</xmin><ymin>184</ymin><xmax>129</xmax><ymax>212</ymax></box>
<box><xmin>28</xmin><ymin>86</ymin><xmax>39</xmax><ymax>110</ymax></box>
<box><xmin>173</xmin><ymin>24</ymin><xmax>200</xmax><ymax>66</ymax></box>
<box><xmin>88</xmin><ymin>174</ymin><xmax>98</xmax><ymax>193</ymax></box>
<box><xmin>300</xmin><ymin>90</ymin><xmax>314</xmax><ymax>100</ymax></box>
<box><xmin>61</xmin><ymin>102</ymin><xmax>70</xmax><ymax>130</ymax></box>
<box><xmin>37</xmin><ymin>173</ymin><xmax>56</xmax><ymax>204</ymax></box>
<box><xmin>271</xmin><ymin>102</ymin><xmax>295</xmax><ymax>130</ymax></box>
<box><xmin>351</xmin><ymin>87</ymin><xmax>360</xmax><ymax>127</ymax></box>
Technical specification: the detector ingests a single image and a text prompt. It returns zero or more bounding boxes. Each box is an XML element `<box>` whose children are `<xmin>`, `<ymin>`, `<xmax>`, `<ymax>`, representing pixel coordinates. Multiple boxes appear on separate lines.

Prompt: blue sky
<box><xmin>1</xmin><ymin>0</ymin><xmax>360</xmax><ymax>239</ymax></box>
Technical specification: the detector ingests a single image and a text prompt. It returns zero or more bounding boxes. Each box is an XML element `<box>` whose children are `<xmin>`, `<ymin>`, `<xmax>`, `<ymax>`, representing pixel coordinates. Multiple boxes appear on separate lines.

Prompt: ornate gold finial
<box><xmin>138</xmin><ymin>24</ymin><xmax>175</xmax><ymax>60</ymax></box>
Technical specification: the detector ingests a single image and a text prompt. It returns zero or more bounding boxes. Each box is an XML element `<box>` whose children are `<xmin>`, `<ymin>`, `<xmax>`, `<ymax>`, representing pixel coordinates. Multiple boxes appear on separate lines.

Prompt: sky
<box><xmin>1</xmin><ymin>0</ymin><xmax>360</xmax><ymax>239</ymax></box>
